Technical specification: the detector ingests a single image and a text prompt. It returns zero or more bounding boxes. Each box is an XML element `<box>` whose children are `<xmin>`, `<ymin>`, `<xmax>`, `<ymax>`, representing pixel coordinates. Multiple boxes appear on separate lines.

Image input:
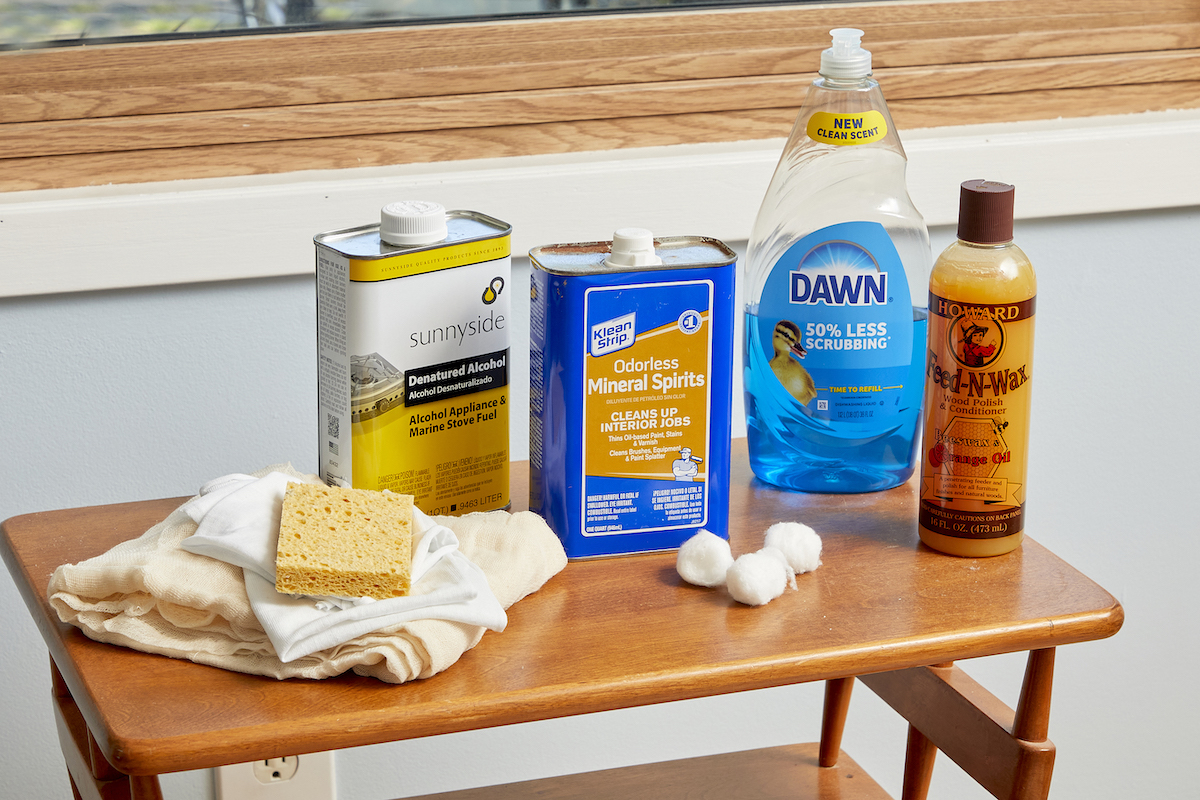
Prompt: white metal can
<box><xmin>315</xmin><ymin>201</ymin><xmax>512</xmax><ymax>515</ymax></box>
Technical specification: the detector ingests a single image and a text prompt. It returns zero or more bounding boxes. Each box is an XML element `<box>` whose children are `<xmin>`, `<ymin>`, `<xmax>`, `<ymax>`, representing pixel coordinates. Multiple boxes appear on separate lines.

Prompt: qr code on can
<box><xmin>817</xmin><ymin>400</ymin><xmax>829</xmax><ymax>411</ymax></box>
<box><xmin>326</xmin><ymin>413</ymin><xmax>339</xmax><ymax>438</ymax></box>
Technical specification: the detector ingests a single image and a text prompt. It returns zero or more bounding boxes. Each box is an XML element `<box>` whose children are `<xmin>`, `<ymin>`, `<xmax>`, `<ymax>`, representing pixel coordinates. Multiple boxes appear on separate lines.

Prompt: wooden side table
<box><xmin>2</xmin><ymin>440</ymin><xmax>1123</xmax><ymax>800</ymax></box>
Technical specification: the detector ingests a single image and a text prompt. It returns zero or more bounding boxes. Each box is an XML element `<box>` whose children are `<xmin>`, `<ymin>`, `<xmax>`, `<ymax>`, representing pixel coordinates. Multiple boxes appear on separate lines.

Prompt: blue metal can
<box><xmin>529</xmin><ymin>229</ymin><xmax>737</xmax><ymax>558</ymax></box>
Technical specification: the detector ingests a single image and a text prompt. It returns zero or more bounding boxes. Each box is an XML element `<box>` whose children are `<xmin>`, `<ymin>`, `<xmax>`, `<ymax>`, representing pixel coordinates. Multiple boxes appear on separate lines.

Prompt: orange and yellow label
<box><xmin>919</xmin><ymin>293</ymin><xmax>1036</xmax><ymax>539</ymax></box>
<box><xmin>584</xmin><ymin>317</ymin><xmax>711</xmax><ymax>482</ymax></box>
<box><xmin>579</xmin><ymin>279</ymin><xmax>715</xmax><ymax>536</ymax></box>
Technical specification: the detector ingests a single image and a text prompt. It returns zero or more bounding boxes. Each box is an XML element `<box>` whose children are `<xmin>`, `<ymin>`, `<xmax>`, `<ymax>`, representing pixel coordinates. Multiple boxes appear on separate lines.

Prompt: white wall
<box><xmin>2</xmin><ymin>114</ymin><xmax>1197</xmax><ymax>799</ymax></box>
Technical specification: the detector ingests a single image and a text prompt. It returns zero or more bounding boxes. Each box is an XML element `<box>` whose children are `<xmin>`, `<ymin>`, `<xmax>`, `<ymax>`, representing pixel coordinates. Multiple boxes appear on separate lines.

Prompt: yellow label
<box><xmin>919</xmin><ymin>293</ymin><xmax>1035</xmax><ymax>540</ymax></box>
<box><xmin>352</xmin><ymin>385</ymin><xmax>509</xmax><ymax>515</ymax></box>
<box><xmin>350</xmin><ymin>236</ymin><xmax>511</xmax><ymax>282</ymax></box>
<box><xmin>806</xmin><ymin>111</ymin><xmax>888</xmax><ymax>145</ymax></box>
<box><xmin>584</xmin><ymin>315</ymin><xmax>712</xmax><ymax>483</ymax></box>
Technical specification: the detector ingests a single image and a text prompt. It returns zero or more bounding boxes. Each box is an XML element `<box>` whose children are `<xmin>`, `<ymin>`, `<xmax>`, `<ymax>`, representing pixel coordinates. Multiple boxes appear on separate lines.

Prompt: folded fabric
<box><xmin>175</xmin><ymin>471</ymin><xmax>509</xmax><ymax>662</ymax></box>
<box><xmin>179</xmin><ymin>471</ymin><xmax>300</xmax><ymax>583</ymax></box>
<box><xmin>180</xmin><ymin>471</ymin><xmax>464</xmax><ymax>587</ymax></box>
<box><xmin>242</xmin><ymin>518</ymin><xmax>508</xmax><ymax>663</ymax></box>
<box><xmin>47</xmin><ymin>464</ymin><xmax>568</xmax><ymax>682</ymax></box>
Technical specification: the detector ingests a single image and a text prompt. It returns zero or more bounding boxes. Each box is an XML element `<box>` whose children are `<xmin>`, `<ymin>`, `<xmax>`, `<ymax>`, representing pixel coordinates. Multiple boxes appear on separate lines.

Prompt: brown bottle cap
<box><xmin>957</xmin><ymin>179</ymin><xmax>1015</xmax><ymax>244</ymax></box>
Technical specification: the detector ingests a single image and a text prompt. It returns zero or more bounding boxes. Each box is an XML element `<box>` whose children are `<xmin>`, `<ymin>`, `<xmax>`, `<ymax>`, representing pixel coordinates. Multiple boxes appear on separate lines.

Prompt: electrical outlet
<box><xmin>253</xmin><ymin>757</ymin><xmax>299</xmax><ymax>783</ymax></box>
<box><xmin>216</xmin><ymin>751</ymin><xmax>336</xmax><ymax>800</ymax></box>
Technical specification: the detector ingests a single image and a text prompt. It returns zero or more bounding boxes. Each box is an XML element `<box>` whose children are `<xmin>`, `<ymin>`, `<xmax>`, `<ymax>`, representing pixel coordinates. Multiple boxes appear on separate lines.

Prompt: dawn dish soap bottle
<box><xmin>743</xmin><ymin>28</ymin><xmax>932</xmax><ymax>493</ymax></box>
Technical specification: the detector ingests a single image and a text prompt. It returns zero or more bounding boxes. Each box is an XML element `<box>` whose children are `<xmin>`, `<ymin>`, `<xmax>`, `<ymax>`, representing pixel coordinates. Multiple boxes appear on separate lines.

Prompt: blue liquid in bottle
<box><xmin>743</xmin><ymin>29</ymin><xmax>931</xmax><ymax>493</ymax></box>
<box><xmin>745</xmin><ymin>309</ymin><xmax>927</xmax><ymax>492</ymax></box>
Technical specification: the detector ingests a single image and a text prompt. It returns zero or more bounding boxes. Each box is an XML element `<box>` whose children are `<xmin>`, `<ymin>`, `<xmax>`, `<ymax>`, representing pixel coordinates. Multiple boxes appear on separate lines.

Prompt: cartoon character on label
<box><xmin>672</xmin><ymin>447</ymin><xmax>700</xmax><ymax>482</ymax></box>
<box><xmin>769</xmin><ymin>320</ymin><xmax>817</xmax><ymax>405</ymax></box>
<box><xmin>958</xmin><ymin>320</ymin><xmax>998</xmax><ymax>368</ymax></box>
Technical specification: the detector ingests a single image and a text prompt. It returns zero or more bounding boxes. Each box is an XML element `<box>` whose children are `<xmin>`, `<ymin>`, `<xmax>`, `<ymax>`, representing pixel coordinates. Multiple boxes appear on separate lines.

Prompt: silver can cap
<box><xmin>380</xmin><ymin>200</ymin><xmax>448</xmax><ymax>246</ymax></box>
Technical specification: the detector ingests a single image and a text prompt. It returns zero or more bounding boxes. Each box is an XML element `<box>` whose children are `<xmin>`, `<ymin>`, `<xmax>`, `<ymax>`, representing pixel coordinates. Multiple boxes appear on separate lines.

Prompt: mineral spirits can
<box><xmin>316</xmin><ymin>201</ymin><xmax>512</xmax><ymax>514</ymax></box>
<box><xmin>529</xmin><ymin>229</ymin><xmax>736</xmax><ymax>558</ymax></box>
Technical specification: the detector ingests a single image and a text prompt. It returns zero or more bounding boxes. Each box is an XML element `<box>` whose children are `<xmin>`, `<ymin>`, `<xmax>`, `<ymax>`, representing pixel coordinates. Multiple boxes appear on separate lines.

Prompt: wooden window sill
<box><xmin>2</xmin><ymin>0</ymin><xmax>1198</xmax><ymax>193</ymax></box>
<box><xmin>2</xmin><ymin>108</ymin><xmax>1198</xmax><ymax>298</ymax></box>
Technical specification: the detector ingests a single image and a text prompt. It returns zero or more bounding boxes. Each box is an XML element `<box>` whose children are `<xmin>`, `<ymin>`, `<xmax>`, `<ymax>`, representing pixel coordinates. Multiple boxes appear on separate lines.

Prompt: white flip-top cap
<box><xmin>605</xmin><ymin>227</ymin><xmax>662</xmax><ymax>268</ymax></box>
<box><xmin>380</xmin><ymin>200</ymin><xmax>448</xmax><ymax>246</ymax></box>
<box><xmin>820</xmin><ymin>28</ymin><xmax>872</xmax><ymax>79</ymax></box>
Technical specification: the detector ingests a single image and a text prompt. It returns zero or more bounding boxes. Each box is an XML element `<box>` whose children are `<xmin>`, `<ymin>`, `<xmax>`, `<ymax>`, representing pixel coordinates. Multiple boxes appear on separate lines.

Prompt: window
<box><xmin>3</xmin><ymin>1</ymin><xmax>829</xmax><ymax>46</ymax></box>
<box><xmin>2</xmin><ymin>0</ymin><xmax>1197</xmax><ymax>192</ymax></box>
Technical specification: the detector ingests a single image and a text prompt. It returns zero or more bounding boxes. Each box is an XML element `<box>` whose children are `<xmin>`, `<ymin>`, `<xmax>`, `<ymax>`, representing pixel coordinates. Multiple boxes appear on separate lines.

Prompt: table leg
<box><xmin>898</xmin><ymin>662</ymin><xmax>951</xmax><ymax>800</ymax></box>
<box><xmin>51</xmin><ymin>656</ymin><xmax>164</xmax><ymax>800</ymax></box>
<box><xmin>131</xmin><ymin>774</ymin><xmax>166</xmax><ymax>800</ymax></box>
<box><xmin>900</xmin><ymin>724</ymin><xmax>937</xmax><ymax>800</ymax></box>
<box><xmin>1013</xmin><ymin>648</ymin><xmax>1055</xmax><ymax>741</ymax></box>
<box><xmin>819</xmin><ymin>677</ymin><xmax>855</xmax><ymax>767</ymax></box>
<box><xmin>860</xmin><ymin>652</ymin><xmax>1057</xmax><ymax>800</ymax></box>
<box><xmin>1010</xmin><ymin>648</ymin><xmax>1057</xmax><ymax>799</ymax></box>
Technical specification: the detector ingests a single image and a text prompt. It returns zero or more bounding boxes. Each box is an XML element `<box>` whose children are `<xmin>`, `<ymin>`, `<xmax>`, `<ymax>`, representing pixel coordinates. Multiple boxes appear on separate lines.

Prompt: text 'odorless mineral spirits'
<box><xmin>529</xmin><ymin>229</ymin><xmax>736</xmax><ymax>558</ymax></box>
<box><xmin>743</xmin><ymin>28</ymin><xmax>931</xmax><ymax>493</ymax></box>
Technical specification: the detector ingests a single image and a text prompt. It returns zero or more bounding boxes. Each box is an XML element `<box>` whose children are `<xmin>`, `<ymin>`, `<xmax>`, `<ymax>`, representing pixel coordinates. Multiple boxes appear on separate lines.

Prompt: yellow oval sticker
<box><xmin>806</xmin><ymin>110</ymin><xmax>888</xmax><ymax>146</ymax></box>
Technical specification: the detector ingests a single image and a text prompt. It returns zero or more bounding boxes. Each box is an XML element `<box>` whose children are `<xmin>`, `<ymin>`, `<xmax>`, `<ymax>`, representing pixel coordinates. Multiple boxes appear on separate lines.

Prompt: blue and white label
<box><xmin>752</xmin><ymin>221</ymin><xmax>913</xmax><ymax>431</ymax></box>
<box><xmin>678</xmin><ymin>308</ymin><xmax>704</xmax><ymax>334</ymax></box>
<box><xmin>590</xmin><ymin>311</ymin><xmax>636</xmax><ymax>357</ymax></box>
<box><xmin>790</xmin><ymin>260</ymin><xmax>888</xmax><ymax>305</ymax></box>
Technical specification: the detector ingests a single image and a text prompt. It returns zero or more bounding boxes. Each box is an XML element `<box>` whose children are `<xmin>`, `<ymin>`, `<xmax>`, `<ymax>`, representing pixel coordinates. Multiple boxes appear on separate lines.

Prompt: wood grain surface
<box><xmin>2</xmin><ymin>0</ymin><xmax>1197</xmax><ymax>190</ymax></box>
<box><xmin>403</xmin><ymin>743</ymin><xmax>892</xmax><ymax>800</ymax></box>
<box><xmin>1</xmin><ymin>440</ymin><xmax>1123</xmax><ymax>777</ymax></box>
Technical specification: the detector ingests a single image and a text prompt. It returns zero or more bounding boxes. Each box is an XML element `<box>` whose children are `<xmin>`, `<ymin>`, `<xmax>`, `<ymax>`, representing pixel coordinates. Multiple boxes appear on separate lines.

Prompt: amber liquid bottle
<box><xmin>918</xmin><ymin>180</ymin><xmax>1036</xmax><ymax>557</ymax></box>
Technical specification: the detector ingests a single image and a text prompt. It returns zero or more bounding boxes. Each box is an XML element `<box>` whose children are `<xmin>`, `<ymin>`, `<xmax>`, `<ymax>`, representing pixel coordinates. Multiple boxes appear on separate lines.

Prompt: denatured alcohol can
<box><xmin>316</xmin><ymin>201</ymin><xmax>512</xmax><ymax>514</ymax></box>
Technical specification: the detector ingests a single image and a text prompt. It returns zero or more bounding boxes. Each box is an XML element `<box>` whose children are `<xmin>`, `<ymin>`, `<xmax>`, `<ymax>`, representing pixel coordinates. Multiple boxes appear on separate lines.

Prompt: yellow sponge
<box><xmin>275</xmin><ymin>483</ymin><xmax>414</xmax><ymax>600</ymax></box>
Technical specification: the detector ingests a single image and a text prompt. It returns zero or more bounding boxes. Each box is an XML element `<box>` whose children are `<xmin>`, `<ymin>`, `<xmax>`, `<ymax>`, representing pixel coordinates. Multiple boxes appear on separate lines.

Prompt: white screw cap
<box><xmin>820</xmin><ymin>28</ymin><xmax>872</xmax><ymax>79</ymax></box>
<box><xmin>380</xmin><ymin>200</ymin><xmax>448</xmax><ymax>246</ymax></box>
<box><xmin>605</xmin><ymin>227</ymin><xmax>662</xmax><ymax>268</ymax></box>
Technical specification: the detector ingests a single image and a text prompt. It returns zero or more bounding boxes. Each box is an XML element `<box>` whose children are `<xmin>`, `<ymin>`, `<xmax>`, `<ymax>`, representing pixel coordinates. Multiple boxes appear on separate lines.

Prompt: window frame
<box><xmin>2</xmin><ymin>0</ymin><xmax>1198</xmax><ymax>192</ymax></box>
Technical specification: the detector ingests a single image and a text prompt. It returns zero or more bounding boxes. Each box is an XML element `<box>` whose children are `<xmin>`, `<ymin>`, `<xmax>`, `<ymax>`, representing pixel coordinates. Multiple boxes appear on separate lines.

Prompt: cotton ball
<box><xmin>761</xmin><ymin>546</ymin><xmax>797</xmax><ymax>590</ymax></box>
<box><xmin>764</xmin><ymin>522</ymin><xmax>822</xmax><ymax>574</ymax></box>
<box><xmin>676</xmin><ymin>529</ymin><xmax>734</xmax><ymax>587</ymax></box>
<box><xmin>726</xmin><ymin>549</ymin><xmax>792</xmax><ymax>606</ymax></box>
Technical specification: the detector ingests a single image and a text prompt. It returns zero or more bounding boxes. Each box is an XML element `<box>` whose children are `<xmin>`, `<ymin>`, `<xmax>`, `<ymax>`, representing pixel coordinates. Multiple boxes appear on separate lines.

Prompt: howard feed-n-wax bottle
<box><xmin>743</xmin><ymin>29</ymin><xmax>931</xmax><ymax>492</ymax></box>
<box><xmin>919</xmin><ymin>180</ymin><xmax>1036</xmax><ymax>557</ymax></box>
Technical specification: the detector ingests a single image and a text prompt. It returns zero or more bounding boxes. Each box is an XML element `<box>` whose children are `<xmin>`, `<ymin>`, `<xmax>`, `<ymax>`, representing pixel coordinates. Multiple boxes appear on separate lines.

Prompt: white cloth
<box><xmin>179</xmin><ymin>471</ymin><xmax>296</xmax><ymax>583</ymax></box>
<box><xmin>176</xmin><ymin>471</ymin><xmax>507</xmax><ymax>663</ymax></box>
<box><xmin>47</xmin><ymin>464</ymin><xmax>567</xmax><ymax>682</ymax></box>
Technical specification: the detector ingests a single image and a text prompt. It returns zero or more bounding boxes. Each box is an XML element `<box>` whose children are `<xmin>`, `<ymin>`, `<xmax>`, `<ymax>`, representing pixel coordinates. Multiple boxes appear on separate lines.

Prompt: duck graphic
<box><xmin>770</xmin><ymin>319</ymin><xmax>817</xmax><ymax>405</ymax></box>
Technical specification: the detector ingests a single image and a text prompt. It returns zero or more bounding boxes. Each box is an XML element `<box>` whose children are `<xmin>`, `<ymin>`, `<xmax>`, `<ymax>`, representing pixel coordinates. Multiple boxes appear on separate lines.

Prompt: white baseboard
<box><xmin>2</xmin><ymin>109</ymin><xmax>1198</xmax><ymax>298</ymax></box>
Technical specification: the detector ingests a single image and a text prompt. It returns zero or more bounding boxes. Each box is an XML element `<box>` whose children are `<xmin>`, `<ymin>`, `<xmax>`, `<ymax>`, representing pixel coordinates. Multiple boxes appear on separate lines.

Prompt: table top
<box><xmin>2</xmin><ymin>440</ymin><xmax>1123</xmax><ymax>777</ymax></box>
